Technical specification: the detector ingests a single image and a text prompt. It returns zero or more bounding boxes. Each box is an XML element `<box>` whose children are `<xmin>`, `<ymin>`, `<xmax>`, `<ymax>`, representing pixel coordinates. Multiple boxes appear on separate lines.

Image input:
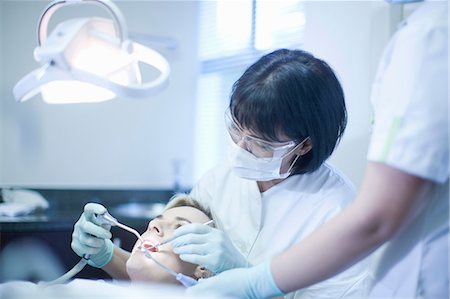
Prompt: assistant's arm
<box><xmin>272</xmin><ymin>161</ymin><xmax>431</xmax><ymax>292</ymax></box>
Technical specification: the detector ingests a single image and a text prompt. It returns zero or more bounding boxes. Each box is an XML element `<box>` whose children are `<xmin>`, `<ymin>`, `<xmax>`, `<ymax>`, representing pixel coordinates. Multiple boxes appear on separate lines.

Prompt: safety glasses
<box><xmin>225</xmin><ymin>108</ymin><xmax>302</xmax><ymax>159</ymax></box>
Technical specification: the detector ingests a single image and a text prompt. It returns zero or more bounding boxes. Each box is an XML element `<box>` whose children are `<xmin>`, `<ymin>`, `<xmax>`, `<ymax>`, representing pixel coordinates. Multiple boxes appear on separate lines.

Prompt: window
<box><xmin>194</xmin><ymin>0</ymin><xmax>306</xmax><ymax>181</ymax></box>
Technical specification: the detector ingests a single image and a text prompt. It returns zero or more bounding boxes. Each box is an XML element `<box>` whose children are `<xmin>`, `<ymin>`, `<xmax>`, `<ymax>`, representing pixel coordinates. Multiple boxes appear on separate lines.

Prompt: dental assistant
<box><xmin>71</xmin><ymin>49</ymin><xmax>372</xmax><ymax>298</ymax></box>
<box><xmin>188</xmin><ymin>1</ymin><xmax>449</xmax><ymax>298</ymax></box>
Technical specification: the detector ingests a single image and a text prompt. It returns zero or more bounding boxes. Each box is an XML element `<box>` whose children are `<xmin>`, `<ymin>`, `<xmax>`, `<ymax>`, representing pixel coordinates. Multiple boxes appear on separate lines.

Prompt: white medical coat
<box><xmin>367</xmin><ymin>1</ymin><xmax>449</xmax><ymax>298</ymax></box>
<box><xmin>191</xmin><ymin>161</ymin><xmax>372</xmax><ymax>299</ymax></box>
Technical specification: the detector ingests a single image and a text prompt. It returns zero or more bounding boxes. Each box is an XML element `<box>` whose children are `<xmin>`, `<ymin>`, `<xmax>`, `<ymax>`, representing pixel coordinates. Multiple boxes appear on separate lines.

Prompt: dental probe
<box><xmin>149</xmin><ymin>219</ymin><xmax>214</xmax><ymax>250</ymax></box>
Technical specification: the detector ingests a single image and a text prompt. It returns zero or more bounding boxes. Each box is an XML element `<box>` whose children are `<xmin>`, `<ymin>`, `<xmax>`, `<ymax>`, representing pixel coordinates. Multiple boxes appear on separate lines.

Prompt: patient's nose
<box><xmin>148</xmin><ymin>221</ymin><xmax>164</xmax><ymax>237</ymax></box>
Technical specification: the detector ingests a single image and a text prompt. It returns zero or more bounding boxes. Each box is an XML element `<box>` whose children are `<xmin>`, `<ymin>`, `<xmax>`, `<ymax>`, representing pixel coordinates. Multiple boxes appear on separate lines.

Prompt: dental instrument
<box><xmin>97</xmin><ymin>211</ymin><xmax>144</xmax><ymax>243</ymax></box>
<box><xmin>147</xmin><ymin>219</ymin><xmax>214</xmax><ymax>252</ymax></box>
<box><xmin>139</xmin><ymin>245</ymin><xmax>198</xmax><ymax>287</ymax></box>
<box><xmin>202</xmin><ymin>219</ymin><xmax>214</xmax><ymax>226</ymax></box>
<box><xmin>41</xmin><ymin>211</ymin><xmax>142</xmax><ymax>286</ymax></box>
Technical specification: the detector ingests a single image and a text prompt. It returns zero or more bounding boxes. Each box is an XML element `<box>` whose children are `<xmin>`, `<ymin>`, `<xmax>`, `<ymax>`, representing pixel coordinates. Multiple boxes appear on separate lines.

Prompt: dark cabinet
<box><xmin>0</xmin><ymin>222</ymin><xmax>148</xmax><ymax>282</ymax></box>
<box><xmin>0</xmin><ymin>189</ymin><xmax>172</xmax><ymax>282</ymax></box>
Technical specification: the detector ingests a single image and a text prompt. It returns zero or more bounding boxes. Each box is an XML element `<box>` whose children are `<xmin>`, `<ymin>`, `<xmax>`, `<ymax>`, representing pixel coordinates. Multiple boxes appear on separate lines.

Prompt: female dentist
<box><xmin>71</xmin><ymin>49</ymin><xmax>373</xmax><ymax>297</ymax></box>
<box><xmin>188</xmin><ymin>1</ymin><xmax>449</xmax><ymax>298</ymax></box>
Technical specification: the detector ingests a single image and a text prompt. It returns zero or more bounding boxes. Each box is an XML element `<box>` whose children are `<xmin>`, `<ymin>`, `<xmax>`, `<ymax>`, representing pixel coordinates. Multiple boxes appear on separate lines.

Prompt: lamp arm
<box><xmin>37</xmin><ymin>0</ymin><xmax>128</xmax><ymax>46</ymax></box>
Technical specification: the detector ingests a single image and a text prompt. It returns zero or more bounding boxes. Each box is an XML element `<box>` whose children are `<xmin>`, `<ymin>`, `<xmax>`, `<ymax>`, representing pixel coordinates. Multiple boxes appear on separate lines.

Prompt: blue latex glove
<box><xmin>186</xmin><ymin>259</ymin><xmax>284</xmax><ymax>298</ymax></box>
<box><xmin>171</xmin><ymin>223</ymin><xmax>248</xmax><ymax>274</ymax></box>
<box><xmin>71</xmin><ymin>203</ymin><xmax>114</xmax><ymax>268</ymax></box>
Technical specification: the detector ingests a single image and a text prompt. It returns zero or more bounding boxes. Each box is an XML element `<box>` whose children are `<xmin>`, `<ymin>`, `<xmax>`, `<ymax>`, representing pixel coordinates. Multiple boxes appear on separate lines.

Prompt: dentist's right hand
<box><xmin>170</xmin><ymin>223</ymin><xmax>248</xmax><ymax>274</ymax></box>
<box><xmin>71</xmin><ymin>203</ymin><xmax>114</xmax><ymax>268</ymax></box>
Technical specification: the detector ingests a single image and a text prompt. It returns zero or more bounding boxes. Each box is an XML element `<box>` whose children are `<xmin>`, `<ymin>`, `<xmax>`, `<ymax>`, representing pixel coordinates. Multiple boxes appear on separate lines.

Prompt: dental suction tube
<box><xmin>41</xmin><ymin>211</ymin><xmax>142</xmax><ymax>286</ymax></box>
<box><xmin>140</xmin><ymin>246</ymin><xmax>198</xmax><ymax>287</ymax></box>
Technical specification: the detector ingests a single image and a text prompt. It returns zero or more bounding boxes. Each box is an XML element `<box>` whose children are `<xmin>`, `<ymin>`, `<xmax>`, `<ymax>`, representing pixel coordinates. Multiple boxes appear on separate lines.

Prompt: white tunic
<box><xmin>367</xmin><ymin>1</ymin><xmax>449</xmax><ymax>298</ymax></box>
<box><xmin>191</xmin><ymin>161</ymin><xmax>372</xmax><ymax>299</ymax></box>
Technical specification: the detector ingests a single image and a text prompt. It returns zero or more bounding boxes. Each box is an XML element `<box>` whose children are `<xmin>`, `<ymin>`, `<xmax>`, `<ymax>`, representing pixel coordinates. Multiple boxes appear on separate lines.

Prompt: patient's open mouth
<box><xmin>142</xmin><ymin>240</ymin><xmax>158</xmax><ymax>252</ymax></box>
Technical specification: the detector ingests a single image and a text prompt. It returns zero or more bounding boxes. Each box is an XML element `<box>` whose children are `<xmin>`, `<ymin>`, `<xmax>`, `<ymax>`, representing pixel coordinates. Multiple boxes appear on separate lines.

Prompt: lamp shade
<box><xmin>13</xmin><ymin>0</ymin><xmax>170</xmax><ymax>104</ymax></box>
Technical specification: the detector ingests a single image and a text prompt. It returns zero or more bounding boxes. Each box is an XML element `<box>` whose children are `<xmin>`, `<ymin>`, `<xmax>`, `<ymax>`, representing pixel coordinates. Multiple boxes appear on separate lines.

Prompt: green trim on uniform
<box><xmin>381</xmin><ymin>117</ymin><xmax>401</xmax><ymax>161</ymax></box>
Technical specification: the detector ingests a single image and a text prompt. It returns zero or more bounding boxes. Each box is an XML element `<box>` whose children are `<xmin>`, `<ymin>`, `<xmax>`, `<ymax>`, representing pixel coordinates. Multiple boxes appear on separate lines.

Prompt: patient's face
<box><xmin>126</xmin><ymin>206</ymin><xmax>210</xmax><ymax>284</ymax></box>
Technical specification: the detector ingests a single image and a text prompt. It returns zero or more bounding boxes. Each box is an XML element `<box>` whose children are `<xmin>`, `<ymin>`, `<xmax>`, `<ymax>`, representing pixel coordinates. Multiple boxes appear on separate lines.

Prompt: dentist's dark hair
<box><xmin>229</xmin><ymin>48</ymin><xmax>347</xmax><ymax>174</ymax></box>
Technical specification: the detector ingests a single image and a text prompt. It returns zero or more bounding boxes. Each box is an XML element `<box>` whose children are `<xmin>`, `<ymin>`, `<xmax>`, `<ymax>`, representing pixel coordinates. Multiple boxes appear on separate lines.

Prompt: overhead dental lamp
<box><xmin>13</xmin><ymin>0</ymin><xmax>170</xmax><ymax>104</ymax></box>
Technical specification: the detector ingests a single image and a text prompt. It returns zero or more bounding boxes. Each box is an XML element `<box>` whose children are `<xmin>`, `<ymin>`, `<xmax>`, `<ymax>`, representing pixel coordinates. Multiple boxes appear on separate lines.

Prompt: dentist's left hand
<box><xmin>171</xmin><ymin>223</ymin><xmax>248</xmax><ymax>274</ymax></box>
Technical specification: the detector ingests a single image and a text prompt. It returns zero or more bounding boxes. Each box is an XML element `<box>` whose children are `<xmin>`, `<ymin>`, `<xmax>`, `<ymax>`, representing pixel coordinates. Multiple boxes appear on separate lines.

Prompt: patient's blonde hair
<box><xmin>163</xmin><ymin>193</ymin><xmax>215</xmax><ymax>279</ymax></box>
<box><xmin>164</xmin><ymin>193</ymin><xmax>213</xmax><ymax>222</ymax></box>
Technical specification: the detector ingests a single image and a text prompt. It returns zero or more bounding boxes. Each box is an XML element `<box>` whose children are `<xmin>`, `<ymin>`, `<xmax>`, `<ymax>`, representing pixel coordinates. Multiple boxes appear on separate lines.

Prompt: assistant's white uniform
<box><xmin>367</xmin><ymin>1</ymin><xmax>449</xmax><ymax>298</ymax></box>
<box><xmin>191</xmin><ymin>161</ymin><xmax>372</xmax><ymax>299</ymax></box>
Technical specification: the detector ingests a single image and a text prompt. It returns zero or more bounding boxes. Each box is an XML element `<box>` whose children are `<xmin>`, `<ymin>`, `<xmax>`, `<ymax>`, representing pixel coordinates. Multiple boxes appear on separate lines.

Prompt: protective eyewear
<box><xmin>225</xmin><ymin>109</ymin><xmax>303</xmax><ymax>159</ymax></box>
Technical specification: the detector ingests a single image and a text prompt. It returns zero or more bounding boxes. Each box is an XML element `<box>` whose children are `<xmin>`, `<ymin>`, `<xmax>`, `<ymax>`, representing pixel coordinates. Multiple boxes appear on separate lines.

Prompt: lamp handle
<box><xmin>37</xmin><ymin>0</ymin><xmax>128</xmax><ymax>46</ymax></box>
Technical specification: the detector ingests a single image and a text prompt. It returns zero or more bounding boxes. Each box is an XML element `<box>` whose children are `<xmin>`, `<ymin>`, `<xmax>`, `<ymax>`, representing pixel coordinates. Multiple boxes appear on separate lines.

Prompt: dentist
<box><xmin>188</xmin><ymin>0</ymin><xmax>449</xmax><ymax>298</ymax></box>
<box><xmin>160</xmin><ymin>48</ymin><xmax>373</xmax><ymax>298</ymax></box>
<box><xmin>71</xmin><ymin>49</ymin><xmax>373</xmax><ymax>298</ymax></box>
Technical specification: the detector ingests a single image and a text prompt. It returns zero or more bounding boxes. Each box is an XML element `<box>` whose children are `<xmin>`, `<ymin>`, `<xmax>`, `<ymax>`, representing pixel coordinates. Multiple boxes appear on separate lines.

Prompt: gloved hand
<box><xmin>186</xmin><ymin>259</ymin><xmax>284</xmax><ymax>299</ymax></box>
<box><xmin>171</xmin><ymin>223</ymin><xmax>248</xmax><ymax>274</ymax></box>
<box><xmin>71</xmin><ymin>203</ymin><xmax>114</xmax><ymax>268</ymax></box>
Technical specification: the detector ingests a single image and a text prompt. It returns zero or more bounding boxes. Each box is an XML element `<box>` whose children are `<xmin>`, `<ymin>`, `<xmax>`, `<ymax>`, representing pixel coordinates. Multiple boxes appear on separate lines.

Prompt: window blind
<box><xmin>194</xmin><ymin>0</ymin><xmax>306</xmax><ymax>181</ymax></box>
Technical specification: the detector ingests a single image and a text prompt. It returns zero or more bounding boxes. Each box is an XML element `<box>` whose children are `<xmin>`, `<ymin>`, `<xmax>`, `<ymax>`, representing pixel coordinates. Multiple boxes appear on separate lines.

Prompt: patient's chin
<box><xmin>126</xmin><ymin>254</ymin><xmax>175</xmax><ymax>284</ymax></box>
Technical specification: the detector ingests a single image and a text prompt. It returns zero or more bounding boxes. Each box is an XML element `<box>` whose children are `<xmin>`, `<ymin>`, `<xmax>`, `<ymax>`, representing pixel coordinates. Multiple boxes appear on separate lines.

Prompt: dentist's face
<box><xmin>126</xmin><ymin>206</ymin><xmax>210</xmax><ymax>284</ymax></box>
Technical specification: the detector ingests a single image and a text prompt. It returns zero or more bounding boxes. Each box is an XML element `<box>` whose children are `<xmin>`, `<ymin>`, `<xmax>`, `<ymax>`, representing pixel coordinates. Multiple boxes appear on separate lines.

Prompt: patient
<box><xmin>0</xmin><ymin>194</ymin><xmax>214</xmax><ymax>298</ymax></box>
<box><xmin>126</xmin><ymin>193</ymin><xmax>214</xmax><ymax>284</ymax></box>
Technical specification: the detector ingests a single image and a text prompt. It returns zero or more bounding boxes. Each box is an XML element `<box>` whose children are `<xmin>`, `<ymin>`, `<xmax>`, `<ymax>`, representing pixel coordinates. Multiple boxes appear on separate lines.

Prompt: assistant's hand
<box><xmin>71</xmin><ymin>203</ymin><xmax>114</xmax><ymax>268</ymax></box>
<box><xmin>186</xmin><ymin>260</ymin><xmax>284</xmax><ymax>299</ymax></box>
<box><xmin>171</xmin><ymin>223</ymin><xmax>248</xmax><ymax>274</ymax></box>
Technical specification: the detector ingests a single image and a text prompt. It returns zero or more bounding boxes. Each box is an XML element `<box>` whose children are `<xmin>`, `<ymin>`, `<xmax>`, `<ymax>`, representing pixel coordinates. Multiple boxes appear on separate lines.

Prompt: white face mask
<box><xmin>228</xmin><ymin>140</ymin><xmax>301</xmax><ymax>181</ymax></box>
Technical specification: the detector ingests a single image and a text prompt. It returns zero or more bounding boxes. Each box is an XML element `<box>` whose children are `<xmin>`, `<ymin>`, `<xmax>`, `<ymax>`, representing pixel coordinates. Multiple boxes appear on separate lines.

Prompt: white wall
<box><xmin>0</xmin><ymin>0</ymin><xmax>404</xmax><ymax>190</ymax></box>
<box><xmin>303</xmin><ymin>1</ymin><xmax>402</xmax><ymax>188</ymax></box>
<box><xmin>0</xmin><ymin>1</ymin><xmax>199</xmax><ymax>189</ymax></box>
